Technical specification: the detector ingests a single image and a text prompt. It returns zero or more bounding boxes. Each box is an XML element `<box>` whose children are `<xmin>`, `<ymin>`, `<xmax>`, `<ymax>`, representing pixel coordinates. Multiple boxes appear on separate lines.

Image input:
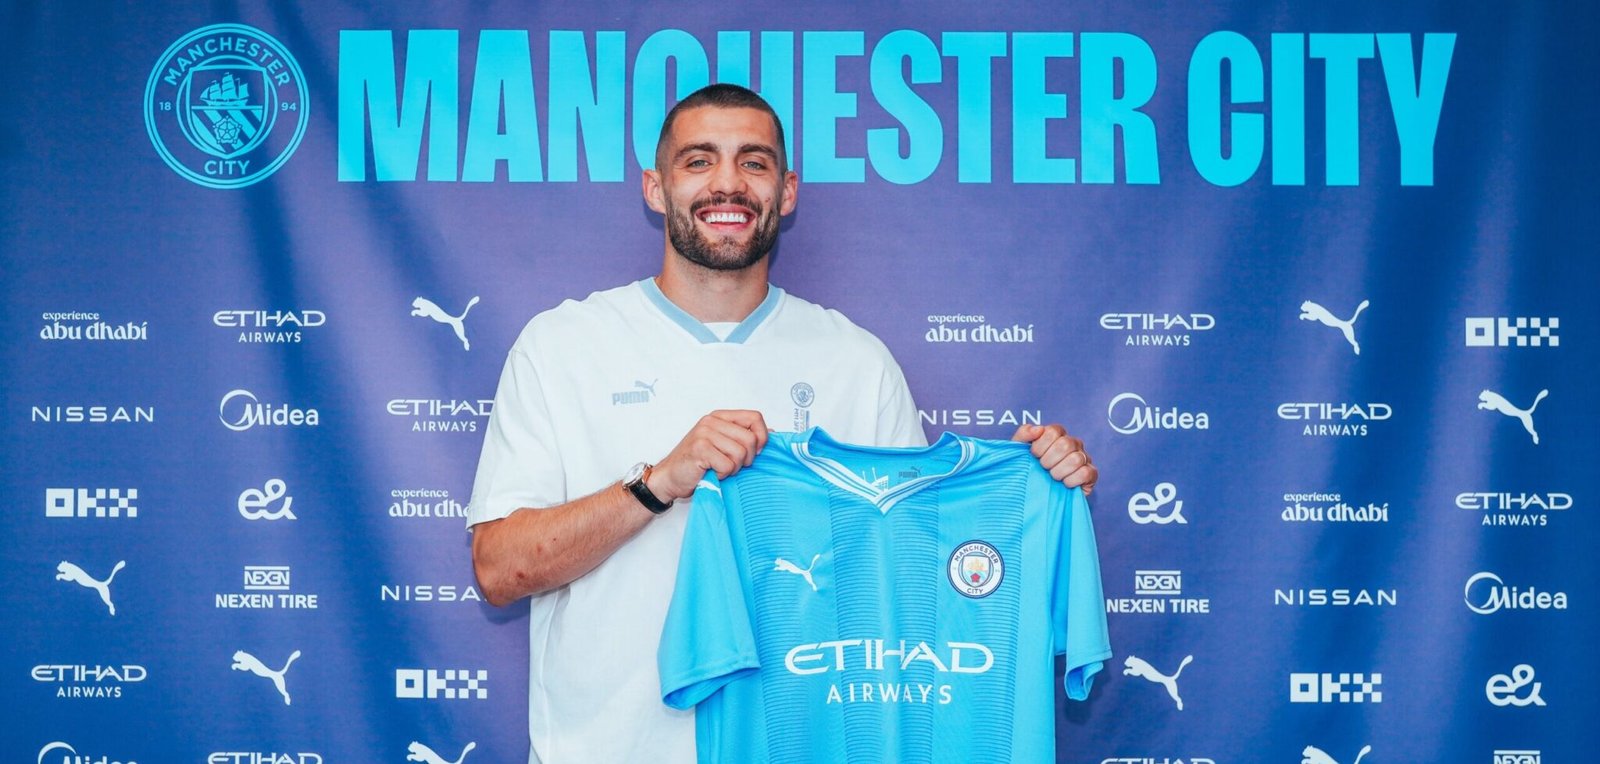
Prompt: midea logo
<box><xmin>1107</xmin><ymin>393</ymin><xmax>1209</xmax><ymax>434</ymax></box>
<box><xmin>219</xmin><ymin>390</ymin><xmax>321</xmax><ymax>431</ymax></box>
<box><xmin>1464</xmin><ymin>572</ymin><xmax>1568</xmax><ymax>614</ymax></box>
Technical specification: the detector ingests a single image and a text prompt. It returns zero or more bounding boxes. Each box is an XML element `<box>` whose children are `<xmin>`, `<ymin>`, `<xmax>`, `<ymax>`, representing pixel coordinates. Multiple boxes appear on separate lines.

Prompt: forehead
<box><xmin>665</xmin><ymin>105</ymin><xmax>780</xmax><ymax>153</ymax></box>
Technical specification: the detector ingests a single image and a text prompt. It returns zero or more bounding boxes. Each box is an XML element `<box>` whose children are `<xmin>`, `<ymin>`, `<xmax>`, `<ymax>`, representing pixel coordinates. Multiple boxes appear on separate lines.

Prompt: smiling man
<box><xmin>467</xmin><ymin>83</ymin><xmax>1097</xmax><ymax>764</ymax></box>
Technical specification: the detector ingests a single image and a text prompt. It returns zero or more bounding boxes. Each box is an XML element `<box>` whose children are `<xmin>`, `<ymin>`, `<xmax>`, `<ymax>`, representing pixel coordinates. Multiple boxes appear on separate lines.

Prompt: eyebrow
<box><xmin>674</xmin><ymin>142</ymin><xmax>780</xmax><ymax>162</ymax></box>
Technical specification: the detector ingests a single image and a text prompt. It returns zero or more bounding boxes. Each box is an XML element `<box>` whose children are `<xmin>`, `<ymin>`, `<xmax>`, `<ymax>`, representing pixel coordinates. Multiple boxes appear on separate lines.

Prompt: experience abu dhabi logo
<box><xmin>145</xmin><ymin>24</ymin><xmax>308</xmax><ymax>188</ymax></box>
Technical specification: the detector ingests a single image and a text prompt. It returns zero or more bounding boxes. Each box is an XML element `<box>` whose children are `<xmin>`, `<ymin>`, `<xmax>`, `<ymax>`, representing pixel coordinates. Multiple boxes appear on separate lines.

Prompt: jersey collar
<box><xmin>791</xmin><ymin>428</ymin><xmax>973</xmax><ymax>514</ymax></box>
<box><xmin>637</xmin><ymin>278</ymin><xmax>784</xmax><ymax>345</ymax></box>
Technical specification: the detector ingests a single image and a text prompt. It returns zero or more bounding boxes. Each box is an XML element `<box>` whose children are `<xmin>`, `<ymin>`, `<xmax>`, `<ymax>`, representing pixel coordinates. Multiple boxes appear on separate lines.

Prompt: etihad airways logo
<box><xmin>387</xmin><ymin>398</ymin><xmax>492</xmax><ymax>433</ymax></box>
<box><xmin>213</xmin><ymin>309</ymin><xmax>326</xmax><ymax>344</ymax></box>
<box><xmin>785</xmin><ymin>639</ymin><xmax>992</xmax><ymax>676</ymax></box>
<box><xmin>33</xmin><ymin>663</ymin><xmax>147</xmax><ymax>699</ymax></box>
<box><xmin>1464</xmin><ymin>572</ymin><xmax>1568</xmax><ymax>614</ymax></box>
<box><xmin>1458</xmin><ymin>491</ymin><xmax>1571</xmax><ymax>528</ymax></box>
<box><xmin>1277</xmin><ymin>402</ymin><xmax>1391</xmax><ymax>437</ymax></box>
<box><xmin>220</xmin><ymin>390</ymin><xmax>320</xmax><ymax>431</ymax></box>
<box><xmin>1100</xmin><ymin>312</ymin><xmax>1214</xmax><ymax>348</ymax></box>
<box><xmin>1108</xmin><ymin>393</ymin><xmax>1209</xmax><ymax>434</ymax></box>
<box><xmin>207</xmin><ymin>754</ymin><xmax>323</xmax><ymax>764</ymax></box>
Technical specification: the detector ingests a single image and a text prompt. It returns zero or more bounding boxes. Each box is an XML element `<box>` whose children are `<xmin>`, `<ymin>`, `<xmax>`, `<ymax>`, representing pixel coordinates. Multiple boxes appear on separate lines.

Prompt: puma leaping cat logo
<box><xmin>774</xmin><ymin>554</ymin><xmax>822</xmax><ymax>591</ymax></box>
<box><xmin>231</xmin><ymin>649</ymin><xmax>301</xmax><ymax>706</ymax></box>
<box><xmin>1303</xmin><ymin>744</ymin><xmax>1371</xmax><ymax>764</ymax></box>
<box><xmin>1300</xmin><ymin>299</ymin><xmax>1370</xmax><ymax>355</ymax></box>
<box><xmin>1123</xmin><ymin>654</ymin><xmax>1193</xmax><ymax>710</ymax></box>
<box><xmin>407</xmin><ymin>741</ymin><xmax>477</xmax><ymax>764</ymax></box>
<box><xmin>1478</xmin><ymin>389</ymin><xmax>1548</xmax><ymax>444</ymax></box>
<box><xmin>56</xmin><ymin>560</ymin><xmax>125</xmax><ymax>615</ymax></box>
<box><xmin>634</xmin><ymin>379</ymin><xmax>658</xmax><ymax>395</ymax></box>
<box><xmin>412</xmin><ymin>296</ymin><xmax>480</xmax><ymax>351</ymax></box>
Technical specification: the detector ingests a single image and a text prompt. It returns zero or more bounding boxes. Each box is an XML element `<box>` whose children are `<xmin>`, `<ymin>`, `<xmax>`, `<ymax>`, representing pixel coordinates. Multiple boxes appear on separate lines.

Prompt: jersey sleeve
<box><xmin>659</xmin><ymin>474</ymin><xmax>761</xmax><ymax>710</ymax></box>
<box><xmin>1051</xmin><ymin>484</ymin><xmax>1112</xmax><ymax>700</ymax></box>
<box><xmin>465</xmin><ymin>346</ymin><xmax>567</xmax><ymax>528</ymax></box>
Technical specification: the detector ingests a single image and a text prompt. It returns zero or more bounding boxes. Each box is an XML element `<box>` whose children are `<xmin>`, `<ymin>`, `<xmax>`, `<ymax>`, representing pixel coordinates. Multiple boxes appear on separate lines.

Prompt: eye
<box><xmin>686</xmin><ymin>158</ymin><xmax>711</xmax><ymax>168</ymax></box>
<box><xmin>743</xmin><ymin>160</ymin><xmax>768</xmax><ymax>171</ymax></box>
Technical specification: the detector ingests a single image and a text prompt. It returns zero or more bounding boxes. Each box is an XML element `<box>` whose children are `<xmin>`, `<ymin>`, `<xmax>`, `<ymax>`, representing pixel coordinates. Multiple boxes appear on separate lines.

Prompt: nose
<box><xmin>707</xmin><ymin>155</ymin><xmax>745</xmax><ymax>196</ymax></box>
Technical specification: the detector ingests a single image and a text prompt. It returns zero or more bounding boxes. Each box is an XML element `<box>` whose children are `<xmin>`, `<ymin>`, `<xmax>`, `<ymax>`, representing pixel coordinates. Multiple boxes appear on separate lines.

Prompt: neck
<box><xmin>655</xmin><ymin>251</ymin><xmax>771</xmax><ymax>323</ymax></box>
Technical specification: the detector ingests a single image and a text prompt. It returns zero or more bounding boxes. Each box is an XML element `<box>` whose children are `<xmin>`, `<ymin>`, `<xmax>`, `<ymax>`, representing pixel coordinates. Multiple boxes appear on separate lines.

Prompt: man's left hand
<box><xmin>1012</xmin><ymin>424</ymin><xmax>1097</xmax><ymax>494</ymax></box>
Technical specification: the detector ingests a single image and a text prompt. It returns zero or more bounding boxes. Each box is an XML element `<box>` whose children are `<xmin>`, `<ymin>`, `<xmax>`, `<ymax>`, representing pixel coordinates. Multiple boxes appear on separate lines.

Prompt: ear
<box><xmin>778</xmin><ymin>169</ymin><xmax>798</xmax><ymax>216</ymax></box>
<box><xmin>642</xmin><ymin>168</ymin><xmax>667</xmax><ymax>214</ymax></box>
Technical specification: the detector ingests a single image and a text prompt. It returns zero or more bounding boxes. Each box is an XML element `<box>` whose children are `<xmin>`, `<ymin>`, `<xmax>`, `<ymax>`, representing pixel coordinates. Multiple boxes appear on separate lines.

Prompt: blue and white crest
<box><xmin>948</xmin><ymin>540</ymin><xmax>1004</xmax><ymax>598</ymax></box>
<box><xmin>144</xmin><ymin>24</ymin><xmax>308</xmax><ymax>188</ymax></box>
<box><xmin>790</xmin><ymin>382</ymin><xmax>816</xmax><ymax>409</ymax></box>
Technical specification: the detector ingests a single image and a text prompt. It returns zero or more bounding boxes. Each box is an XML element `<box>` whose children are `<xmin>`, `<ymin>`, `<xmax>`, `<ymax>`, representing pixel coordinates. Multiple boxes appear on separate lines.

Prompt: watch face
<box><xmin>624</xmin><ymin>462</ymin><xmax>647</xmax><ymax>484</ymax></box>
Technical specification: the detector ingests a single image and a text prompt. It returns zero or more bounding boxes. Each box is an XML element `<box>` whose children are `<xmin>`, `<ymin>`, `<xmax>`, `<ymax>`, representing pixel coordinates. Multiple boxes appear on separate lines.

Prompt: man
<box><xmin>468</xmin><ymin>84</ymin><xmax>1097</xmax><ymax>764</ymax></box>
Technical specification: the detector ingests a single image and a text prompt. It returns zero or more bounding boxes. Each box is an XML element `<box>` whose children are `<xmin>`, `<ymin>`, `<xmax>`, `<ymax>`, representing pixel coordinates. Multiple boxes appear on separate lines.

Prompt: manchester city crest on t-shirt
<box><xmin>948</xmin><ymin>540</ymin><xmax>1004</xmax><ymax>598</ymax></box>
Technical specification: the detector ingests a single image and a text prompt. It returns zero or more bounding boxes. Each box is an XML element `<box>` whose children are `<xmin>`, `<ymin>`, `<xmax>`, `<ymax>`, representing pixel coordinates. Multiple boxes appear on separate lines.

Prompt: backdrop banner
<box><xmin>3</xmin><ymin>2</ymin><xmax>1594</xmax><ymax>762</ymax></box>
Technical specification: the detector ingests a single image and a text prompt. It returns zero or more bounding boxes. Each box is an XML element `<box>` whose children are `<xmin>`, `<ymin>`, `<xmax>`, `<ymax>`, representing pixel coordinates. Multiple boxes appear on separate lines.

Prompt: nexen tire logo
<box><xmin>1107</xmin><ymin>393</ymin><xmax>1209</xmax><ymax>434</ymax></box>
<box><xmin>220</xmin><ymin>390</ymin><xmax>320</xmax><ymax>431</ymax></box>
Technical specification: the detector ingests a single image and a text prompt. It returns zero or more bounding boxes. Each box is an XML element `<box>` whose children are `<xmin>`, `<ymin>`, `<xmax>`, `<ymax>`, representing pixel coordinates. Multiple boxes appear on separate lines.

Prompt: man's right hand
<box><xmin>648</xmin><ymin>410</ymin><xmax>769</xmax><ymax>501</ymax></box>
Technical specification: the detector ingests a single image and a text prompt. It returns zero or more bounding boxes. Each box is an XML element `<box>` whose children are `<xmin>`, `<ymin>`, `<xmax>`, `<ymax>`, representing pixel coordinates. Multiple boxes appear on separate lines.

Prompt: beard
<box><xmin>665</xmin><ymin>192</ymin><xmax>780</xmax><ymax>272</ymax></box>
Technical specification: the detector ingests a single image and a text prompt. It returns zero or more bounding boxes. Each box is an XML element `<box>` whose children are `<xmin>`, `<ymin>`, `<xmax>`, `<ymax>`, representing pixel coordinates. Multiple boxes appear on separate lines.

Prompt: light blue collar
<box><xmin>791</xmin><ymin>428</ymin><xmax>973</xmax><ymax>514</ymax></box>
<box><xmin>637</xmin><ymin>278</ymin><xmax>784</xmax><ymax>344</ymax></box>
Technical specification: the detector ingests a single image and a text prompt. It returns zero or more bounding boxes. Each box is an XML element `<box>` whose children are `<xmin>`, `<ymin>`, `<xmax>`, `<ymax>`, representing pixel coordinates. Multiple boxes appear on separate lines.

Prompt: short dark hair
<box><xmin>655</xmin><ymin>83</ymin><xmax>788</xmax><ymax>172</ymax></box>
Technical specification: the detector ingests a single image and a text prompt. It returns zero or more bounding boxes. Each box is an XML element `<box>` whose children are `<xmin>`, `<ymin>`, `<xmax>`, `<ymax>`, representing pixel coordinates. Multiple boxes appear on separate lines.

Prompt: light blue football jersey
<box><xmin>659</xmin><ymin>428</ymin><xmax>1111</xmax><ymax>763</ymax></box>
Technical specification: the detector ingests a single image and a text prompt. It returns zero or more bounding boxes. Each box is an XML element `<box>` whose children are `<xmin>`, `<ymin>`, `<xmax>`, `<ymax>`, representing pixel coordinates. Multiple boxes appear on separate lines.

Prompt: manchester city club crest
<box><xmin>948</xmin><ymin>541</ymin><xmax>1004</xmax><ymax>598</ymax></box>
<box><xmin>144</xmin><ymin>24</ymin><xmax>308</xmax><ymax>188</ymax></box>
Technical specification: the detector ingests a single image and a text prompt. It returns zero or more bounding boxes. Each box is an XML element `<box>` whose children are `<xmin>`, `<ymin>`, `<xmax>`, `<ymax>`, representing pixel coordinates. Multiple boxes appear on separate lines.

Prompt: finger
<box><xmin>1041</xmin><ymin>436</ymin><xmax>1080</xmax><ymax>470</ymax></box>
<box><xmin>1030</xmin><ymin>426</ymin><xmax>1064</xmax><ymax>458</ymax></box>
<box><xmin>1010</xmin><ymin>423</ymin><xmax>1042</xmax><ymax>443</ymax></box>
<box><xmin>699</xmin><ymin>428</ymin><xmax>756</xmax><ymax>468</ymax></box>
<box><xmin>702</xmin><ymin>417</ymin><xmax>763</xmax><ymax>465</ymax></box>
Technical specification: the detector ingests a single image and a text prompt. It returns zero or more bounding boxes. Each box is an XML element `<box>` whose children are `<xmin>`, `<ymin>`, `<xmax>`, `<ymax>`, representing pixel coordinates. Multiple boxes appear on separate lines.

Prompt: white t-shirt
<box><xmin>468</xmin><ymin>278</ymin><xmax>926</xmax><ymax>764</ymax></box>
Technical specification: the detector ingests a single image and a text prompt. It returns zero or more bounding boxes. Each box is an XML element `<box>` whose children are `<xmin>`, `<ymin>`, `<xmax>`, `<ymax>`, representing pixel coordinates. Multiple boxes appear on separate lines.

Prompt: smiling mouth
<box><xmin>698</xmin><ymin>209</ymin><xmax>751</xmax><ymax>226</ymax></box>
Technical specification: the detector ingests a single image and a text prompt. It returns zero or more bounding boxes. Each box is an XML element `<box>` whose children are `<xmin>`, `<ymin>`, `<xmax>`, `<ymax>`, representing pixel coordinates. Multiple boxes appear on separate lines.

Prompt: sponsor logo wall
<box><xmin>3</xmin><ymin>3</ymin><xmax>1592</xmax><ymax>761</ymax></box>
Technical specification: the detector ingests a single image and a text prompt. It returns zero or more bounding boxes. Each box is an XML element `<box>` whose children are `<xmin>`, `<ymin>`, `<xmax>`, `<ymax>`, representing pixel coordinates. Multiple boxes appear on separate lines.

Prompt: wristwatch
<box><xmin>623</xmin><ymin>462</ymin><xmax>674</xmax><ymax>514</ymax></box>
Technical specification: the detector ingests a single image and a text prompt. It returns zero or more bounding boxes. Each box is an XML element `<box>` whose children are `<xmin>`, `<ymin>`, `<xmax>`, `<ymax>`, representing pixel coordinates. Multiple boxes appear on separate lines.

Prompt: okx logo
<box><xmin>145</xmin><ymin>24</ymin><xmax>309</xmax><ymax>188</ymax></box>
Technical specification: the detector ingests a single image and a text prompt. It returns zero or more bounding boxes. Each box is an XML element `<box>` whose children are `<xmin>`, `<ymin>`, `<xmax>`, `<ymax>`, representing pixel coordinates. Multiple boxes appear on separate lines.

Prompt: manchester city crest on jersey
<box><xmin>948</xmin><ymin>540</ymin><xmax>1004</xmax><ymax>598</ymax></box>
<box><xmin>144</xmin><ymin>24</ymin><xmax>308</xmax><ymax>188</ymax></box>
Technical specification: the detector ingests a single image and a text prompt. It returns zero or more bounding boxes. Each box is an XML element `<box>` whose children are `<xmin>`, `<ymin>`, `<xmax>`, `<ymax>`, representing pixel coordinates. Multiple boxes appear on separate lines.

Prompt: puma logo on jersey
<box><xmin>774</xmin><ymin>554</ymin><xmax>822</xmax><ymax>592</ymax></box>
<box><xmin>1124</xmin><ymin>654</ymin><xmax>1193</xmax><ymax>710</ymax></box>
<box><xmin>407</xmin><ymin>741</ymin><xmax>476</xmax><ymax>764</ymax></box>
<box><xmin>1300</xmin><ymin>299</ymin><xmax>1369</xmax><ymax>355</ymax></box>
<box><xmin>56</xmin><ymin>560</ymin><xmax>126</xmax><ymax>615</ymax></box>
<box><xmin>1303</xmin><ymin>744</ymin><xmax>1371</xmax><ymax>764</ymax></box>
<box><xmin>232</xmin><ymin>649</ymin><xmax>301</xmax><ymax>705</ymax></box>
<box><xmin>412</xmin><ymin>296</ymin><xmax>480</xmax><ymax>351</ymax></box>
<box><xmin>1478</xmin><ymin>389</ymin><xmax>1548</xmax><ymax>444</ymax></box>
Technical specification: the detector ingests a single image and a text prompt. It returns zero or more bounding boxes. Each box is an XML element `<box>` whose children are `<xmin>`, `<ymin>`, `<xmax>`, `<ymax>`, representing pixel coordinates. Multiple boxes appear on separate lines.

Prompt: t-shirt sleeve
<box><xmin>1051</xmin><ymin>484</ymin><xmax>1112</xmax><ymax>700</ymax></box>
<box><xmin>465</xmin><ymin>346</ymin><xmax>567</xmax><ymax>529</ymax></box>
<box><xmin>659</xmin><ymin>474</ymin><xmax>760</xmax><ymax>709</ymax></box>
<box><xmin>877</xmin><ymin>355</ymin><xmax>928</xmax><ymax>448</ymax></box>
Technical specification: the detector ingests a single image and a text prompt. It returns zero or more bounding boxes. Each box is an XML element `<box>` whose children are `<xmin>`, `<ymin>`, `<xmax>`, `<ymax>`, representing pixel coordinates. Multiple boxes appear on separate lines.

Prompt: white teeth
<box><xmin>703</xmin><ymin>211</ymin><xmax>748</xmax><ymax>224</ymax></box>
